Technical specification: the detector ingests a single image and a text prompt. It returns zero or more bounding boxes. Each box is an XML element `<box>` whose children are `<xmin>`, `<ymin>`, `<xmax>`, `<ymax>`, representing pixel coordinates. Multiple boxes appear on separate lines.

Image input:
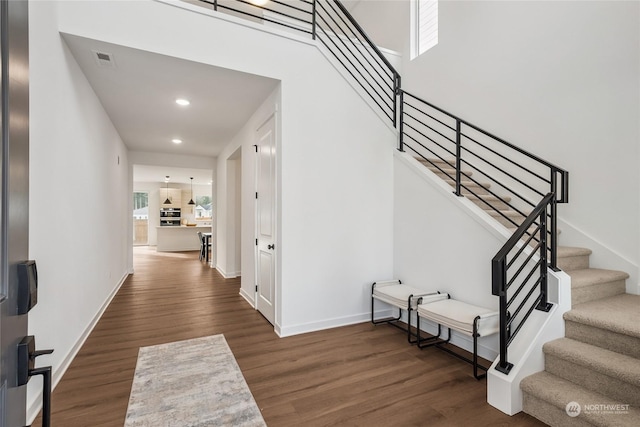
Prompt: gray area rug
<box><xmin>125</xmin><ymin>335</ymin><xmax>266</xmax><ymax>426</ymax></box>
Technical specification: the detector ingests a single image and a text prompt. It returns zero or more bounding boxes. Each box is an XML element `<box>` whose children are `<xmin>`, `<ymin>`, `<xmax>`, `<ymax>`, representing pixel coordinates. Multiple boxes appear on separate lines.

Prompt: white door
<box><xmin>255</xmin><ymin>114</ymin><xmax>276</xmax><ymax>325</ymax></box>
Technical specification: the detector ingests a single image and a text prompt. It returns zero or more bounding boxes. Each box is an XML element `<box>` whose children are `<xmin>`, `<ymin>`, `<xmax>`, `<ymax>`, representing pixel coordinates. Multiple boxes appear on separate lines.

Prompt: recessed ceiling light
<box><xmin>250</xmin><ymin>0</ymin><xmax>270</xmax><ymax>5</ymax></box>
<box><xmin>175</xmin><ymin>98</ymin><xmax>190</xmax><ymax>106</ymax></box>
<box><xmin>172</xmin><ymin>139</ymin><xmax>183</xmax><ymax>144</ymax></box>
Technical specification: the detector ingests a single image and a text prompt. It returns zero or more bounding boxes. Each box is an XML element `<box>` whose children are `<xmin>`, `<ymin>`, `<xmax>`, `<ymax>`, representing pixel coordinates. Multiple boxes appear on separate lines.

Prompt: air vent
<box><xmin>92</xmin><ymin>50</ymin><xmax>116</xmax><ymax>68</ymax></box>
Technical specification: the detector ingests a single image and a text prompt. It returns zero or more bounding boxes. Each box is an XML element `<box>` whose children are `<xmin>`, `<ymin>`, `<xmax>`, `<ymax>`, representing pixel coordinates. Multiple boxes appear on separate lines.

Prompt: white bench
<box><xmin>371</xmin><ymin>280</ymin><xmax>447</xmax><ymax>343</ymax></box>
<box><xmin>416</xmin><ymin>296</ymin><xmax>499</xmax><ymax>379</ymax></box>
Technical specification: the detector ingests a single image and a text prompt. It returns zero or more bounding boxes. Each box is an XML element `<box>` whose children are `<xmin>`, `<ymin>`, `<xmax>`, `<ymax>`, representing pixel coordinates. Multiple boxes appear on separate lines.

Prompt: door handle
<box><xmin>268</xmin><ymin>244</ymin><xmax>275</xmax><ymax>250</ymax></box>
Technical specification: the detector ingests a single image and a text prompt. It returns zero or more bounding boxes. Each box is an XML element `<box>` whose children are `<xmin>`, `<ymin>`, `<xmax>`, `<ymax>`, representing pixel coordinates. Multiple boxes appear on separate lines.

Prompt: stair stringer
<box><xmin>487</xmin><ymin>268</ymin><xmax>572</xmax><ymax>415</ymax></box>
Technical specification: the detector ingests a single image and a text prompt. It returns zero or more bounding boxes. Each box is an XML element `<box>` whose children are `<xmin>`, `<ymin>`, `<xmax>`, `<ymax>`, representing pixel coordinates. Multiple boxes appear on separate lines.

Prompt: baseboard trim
<box><xmin>216</xmin><ymin>265</ymin><xmax>240</xmax><ymax>279</ymax></box>
<box><xmin>277</xmin><ymin>309</ymin><xmax>392</xmax><ymax>338</ymax></box>
<box><xmin>26</xmin><ymin>271</ymin><xmax>129</xmax><ymax>424</ymax></box>
<box><xmin>239</xmin><ymin>287</ymin><xmax>255</xmax><ymax>307</ymax></box>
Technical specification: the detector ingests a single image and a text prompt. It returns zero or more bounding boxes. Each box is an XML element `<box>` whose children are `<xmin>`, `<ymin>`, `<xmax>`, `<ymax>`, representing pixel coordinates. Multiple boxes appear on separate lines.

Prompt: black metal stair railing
<box><xmin>197</xmin><ymin>0</ymin><xmax>400</xmax><ymax>127</ymax></box>
<box><xmin>399</xmin><ymin>89</ymin><xmax>569</xmax><ymax>373</ymax></box>
<box><xmin>491</xmin><ymin>193</ymin><xmax>554</xmax><ymax>375</ymax></box>
<box><xmin>313</xmin><ymin>0</ymin><xmax>400</xmax><ymax>126</ymax></box>
<box><xmin>399</xmin><ymin>89</ymin><xmax>569</xmax><ymax>266</ymax></box>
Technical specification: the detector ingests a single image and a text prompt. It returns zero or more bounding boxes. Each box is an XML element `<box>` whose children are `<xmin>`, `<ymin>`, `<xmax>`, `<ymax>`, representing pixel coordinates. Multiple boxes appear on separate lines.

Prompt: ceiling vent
<box><xmin>92</xmin><ymin>50</ymin><xmax>116</xmax><ymax>68</ymax></box>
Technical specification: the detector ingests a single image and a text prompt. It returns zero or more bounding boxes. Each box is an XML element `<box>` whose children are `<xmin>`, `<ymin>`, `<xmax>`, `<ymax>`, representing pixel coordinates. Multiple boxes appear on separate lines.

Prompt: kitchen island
<box><xmin>156</xmin><ymin>225</ymin><xmax>212</xmax><ymax>252</ymax></box>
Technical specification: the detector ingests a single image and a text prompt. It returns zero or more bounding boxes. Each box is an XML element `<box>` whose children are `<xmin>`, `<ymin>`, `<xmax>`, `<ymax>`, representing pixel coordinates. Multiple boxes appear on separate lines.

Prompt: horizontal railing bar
<box><xmin>403</xmin><ymin>121</ymin><xmax>456</xmax><ymax>156</ymax></box>
<box><xmin>507</xmin><ymin>293</ymin><xmax>543</xmax><ymax>346</ymax></box>
<box><xmin>505</xmin><ymin>231</ymin><xmax>540</xmax><ymax>270</ymax></box>
<box><xmin>218</xmin><ymin>0</ymin><xmax>313</xmax><ymax>19</ymax></box>
<box><xmin>316</xmin><ymin>28</ymin><xmax>393</xmax><ymax>118</ymax></box>
<box><xmin>507</xmin><ymin>276</ymin><xmax>543</xmax><ymax>324</ymax></box>
<box><xmin>403</xmin><ymin>145</ymin><xmax>457</xmax><ymax>180</ymax></box>
<box><xmin>331</xmin><ymin>0</ymin><xmax>400</xmax><ymax>79</ymax></box>
<box><xmin>506</xmin><ymin>258</ymin><xmax>542</xmax><ymax>304</ymax></box>
<box><xmin>403</xmin><ymin>102</ymin><xmax>457</xmax><ymax>134</ymax></box>
<box><xmin>213</xmin><ymin>3</ymin><xmax>314</xmax><ymax>33</ymax></box>
<box><xmin>268</xmin><ymin>0</ymin><xmax>314</xmax><ymax>14</ymax></box>
<box><xmin>493</xmin><ymin>193</ymin><xmax>554</xmax><ymax>270</ymax></box>
<box><xmin>319</xmin><ymin>0</ymin><xmax>394</xmax><ymax>82</ymax></box>
<box><xmin>401</xmin><ymin>90</ymin><xmax>568</xmax><ymax>175</ymax></box>
<box><xmin>459</xmin><ymin>158</ymin><xmax>539</xmax><ymax>213</ymax></box>
<box><xmin>461</xmin><ymin>131</ymin><xmax>551</xmax><ymax>185</ymax></box>
<box><xmin>316</xmin><ymin>19</ymin><xmax>393</xmax><ymax>108</ymax></box>
<box><xmin>315</xmin><ymin>3</ymin><xmax>393</xmax><ymax>95</ymax></box>
<box><xmin>402</xmin><ymin>133</ymin><xmax>457</xmax><ymax>170</ymax></box>
<box><xmin>403</xmin><ymin>111</ymin><xmax>456</xmax><ymax>146</ymax></box>
<box><xmin>460</xmin><ymin>145</ymin><xmax>547</xmax><ymax>199</ymax></box>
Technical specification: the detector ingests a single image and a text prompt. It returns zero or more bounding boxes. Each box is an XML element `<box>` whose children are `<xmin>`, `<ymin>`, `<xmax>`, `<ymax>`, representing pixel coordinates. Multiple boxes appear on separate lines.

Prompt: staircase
<box><xmin>418</xmin><ymin>157</ymin><xmax>640</xmax><ymax>425</ymax></box>
<box><xmin>521</xmin><ymin>251</ymin><xmax>640</xmax><ymax>426</ymax></box>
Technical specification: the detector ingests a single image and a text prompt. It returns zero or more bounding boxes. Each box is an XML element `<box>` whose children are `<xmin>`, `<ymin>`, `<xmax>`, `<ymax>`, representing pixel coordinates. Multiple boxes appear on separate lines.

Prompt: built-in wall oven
<box><xmin>160</xmin><ymin>208</ymin><xmax>181</xmax><ymax>226</ymax></box>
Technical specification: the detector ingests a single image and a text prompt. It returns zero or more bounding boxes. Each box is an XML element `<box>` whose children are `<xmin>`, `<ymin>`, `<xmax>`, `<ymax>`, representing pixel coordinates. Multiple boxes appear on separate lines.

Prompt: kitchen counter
<box><xmin>156</xmin><ymin>225</ymin><xmax>212</xmax><ymax>252</ymax></box>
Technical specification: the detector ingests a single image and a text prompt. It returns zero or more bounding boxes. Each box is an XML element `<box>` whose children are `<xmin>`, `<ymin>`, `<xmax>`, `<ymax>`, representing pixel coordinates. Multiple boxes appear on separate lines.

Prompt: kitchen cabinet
<box><xmin>159</xmin><ymin>187</ymin><xmax>181</xmax><ymax>208</ymax></box>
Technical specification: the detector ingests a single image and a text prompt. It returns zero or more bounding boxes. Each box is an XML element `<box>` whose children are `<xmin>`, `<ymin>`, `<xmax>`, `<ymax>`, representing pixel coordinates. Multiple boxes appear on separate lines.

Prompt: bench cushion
<box><xmin>417</xmin><ymin>299</ymin><xmax>499</xmax><ymax>337</ymax></box>
<box><xmin>373</xmin><ymin>284</ymin><xmax>441</xmax><ymax>309</ymax></box>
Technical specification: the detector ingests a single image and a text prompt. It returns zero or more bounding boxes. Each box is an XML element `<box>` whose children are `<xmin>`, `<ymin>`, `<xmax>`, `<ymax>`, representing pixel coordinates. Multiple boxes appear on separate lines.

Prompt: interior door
<box><xmin>0</xmin><ymin>1</ymin><xmax>30</xmax><ymax>426</ymax></box>
<box><xmin>255</xmin><ymin>114</ymin><xmax>276</xmax><ymax>325</ymax></box>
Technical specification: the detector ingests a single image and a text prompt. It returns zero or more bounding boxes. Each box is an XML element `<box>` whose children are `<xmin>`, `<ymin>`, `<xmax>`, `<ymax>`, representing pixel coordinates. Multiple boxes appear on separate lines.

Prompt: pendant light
<box><xmin>188</xmin><ymin>177</ymin><xmax>195</xmax><ymax>205</ymax></box>
<box><xmin>163</xmin><ymin>176</ymin><xmax>171</xmax><ymax>205</ymax></box>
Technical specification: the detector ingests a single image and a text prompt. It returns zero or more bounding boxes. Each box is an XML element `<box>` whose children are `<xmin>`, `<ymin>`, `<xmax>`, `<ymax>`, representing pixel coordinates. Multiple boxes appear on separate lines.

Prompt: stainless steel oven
<box><xmin>160</xmin><ymin>208</ymin><xmax>181</xmax><ymax>226</ymax></box>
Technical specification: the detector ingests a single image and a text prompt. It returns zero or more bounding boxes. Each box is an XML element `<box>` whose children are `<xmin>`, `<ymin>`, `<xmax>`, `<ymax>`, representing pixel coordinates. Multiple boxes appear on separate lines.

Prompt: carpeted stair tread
<box><xmin>567</xmin><ymin>268</ymin><xmax>627</xmax><ymax>305</ymax></box>
<box><xmin>566</xmin><ymin>268</ymin><xmax>629</xmax><ymax>288</ymax></box>
<box><xmin>543</xmin><ymin>338</ymin><xmax>640</xmax><ymax>405</ymax></box>
<box><xmin>521</xmin><ymin>371</ymin><xmax>640</xmax><ymax>427</ymax></box>
<box><xmin>564</xmin><ymin>294</ymin><xmax>640</xmax><ymax>339</ymax></box>
<box><xmin>557</xmin><ymin>246</ymin><xmax>592</xmax><ymax>258</ymax></box>
<box><xmin>557</xmin><ymin>246</ymin><xmax>592</xmax><ymax>271</ymax></box>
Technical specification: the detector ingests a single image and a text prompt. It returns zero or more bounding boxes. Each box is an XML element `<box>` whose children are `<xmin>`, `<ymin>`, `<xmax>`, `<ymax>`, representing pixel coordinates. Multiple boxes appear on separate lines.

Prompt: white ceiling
<box><xmin>62</xmin><ymin>33</ymin><xmax>280</xmax><ymax>183</ymax></box>
<box><xmin>133</xmin><ymin>165</ymin><xmax>213</xmax><ymax>185</ymax></box>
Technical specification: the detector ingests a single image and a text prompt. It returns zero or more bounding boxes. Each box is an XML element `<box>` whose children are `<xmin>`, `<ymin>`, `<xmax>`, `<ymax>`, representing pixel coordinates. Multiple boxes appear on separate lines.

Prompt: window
<box><xmin>133</xmin><ymin>191</ymin><xmax>149</xmax><ymax>245</ymax></box>
<box><xmin>411</xmin><ymin>0</ymin><xmax>438</xmax><ymax>59</ymax></box>
<box><xmin>195</xmin><ymin>195</ymin><xmax>212</xmax><ymax>220</ymax></box>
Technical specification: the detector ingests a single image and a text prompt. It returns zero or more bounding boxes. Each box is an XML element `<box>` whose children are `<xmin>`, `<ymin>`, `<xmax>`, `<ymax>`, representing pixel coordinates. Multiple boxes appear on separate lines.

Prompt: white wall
<box><xmin>27</xmin><ymin>2</ymin><xmax>131</xmax><ymax>421</ymax></box>
<box><xmin>353</xmin><ymin>0</ymin><xmax>640</xmax><ymax>292</ymax></box>
<box><xmin>57</xmin><ymin>0</ymin><xmax>396</xmax><ymax>335</ymax></box>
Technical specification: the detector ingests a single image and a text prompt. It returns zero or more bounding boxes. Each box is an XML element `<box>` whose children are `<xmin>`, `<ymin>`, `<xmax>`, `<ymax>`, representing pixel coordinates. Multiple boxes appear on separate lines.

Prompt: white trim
<box><xmin>27</xmin><ymin>272</ymin><xmax>129</xmax><ymax>425</ymax></box>
<box><xmin>216</xmin><ymin>266</ymin><xmax>241</xmax><ymax>279</ymax></box>
<box><xmin>239</xmin><ymin>287</ymin><xmax>256</xmax><ymax>307</ymax></box>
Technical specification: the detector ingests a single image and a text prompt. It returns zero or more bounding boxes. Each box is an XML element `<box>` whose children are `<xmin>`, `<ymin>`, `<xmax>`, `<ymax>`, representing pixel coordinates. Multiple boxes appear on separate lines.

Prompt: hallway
<box><xmin>36</xmin><ymin>247</ymin><xmax>544</xmax><ymax>426</ymax></box>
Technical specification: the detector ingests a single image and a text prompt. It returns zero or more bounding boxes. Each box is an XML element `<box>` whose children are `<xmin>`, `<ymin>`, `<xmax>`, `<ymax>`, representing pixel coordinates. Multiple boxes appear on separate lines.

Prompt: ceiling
<box><xmin>62</xmin><ymin>33</ymin><xmax>280</xmax><ymax>183</ymax></box>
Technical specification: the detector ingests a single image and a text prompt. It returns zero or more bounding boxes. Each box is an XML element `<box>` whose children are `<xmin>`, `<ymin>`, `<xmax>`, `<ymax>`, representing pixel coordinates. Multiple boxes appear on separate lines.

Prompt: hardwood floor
<box><xmin>35</xmin><ymin>246</ymin><xmax>545</xmax><ymax>426</ymax></box>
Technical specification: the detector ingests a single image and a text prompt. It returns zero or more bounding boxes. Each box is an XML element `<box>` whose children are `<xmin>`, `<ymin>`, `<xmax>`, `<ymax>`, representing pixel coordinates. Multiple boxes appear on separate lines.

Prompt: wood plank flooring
<box><xmin>34</xmin><ymin>246</ymin><xmax>545</xmax><ymax>426</ymax></box>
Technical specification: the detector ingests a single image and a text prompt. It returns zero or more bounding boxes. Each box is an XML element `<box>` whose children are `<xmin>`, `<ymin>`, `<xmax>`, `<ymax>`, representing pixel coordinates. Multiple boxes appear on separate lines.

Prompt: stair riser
<box><xmin>545</xmin><ymin>354</ymin><xmax>640</xmax><ymax>406</ymax></box>
<box><xmin>572</xmin><ymin>280</ymin><xmax>626</xmax><ymax>305</ymax></box>
<box><xmin>557</xmin><ymin>255</ymin><xmax>590</xmax><ymax>272</ymax></box>
<box><xmin>565</xmin><ymin>320</ymin><xmax>640</xmax><ymax>359</ymax></box>
<box><xmin>522</xmin><ymin>393</ymin><xmax>592</xmax><ymax>427</ymax></box>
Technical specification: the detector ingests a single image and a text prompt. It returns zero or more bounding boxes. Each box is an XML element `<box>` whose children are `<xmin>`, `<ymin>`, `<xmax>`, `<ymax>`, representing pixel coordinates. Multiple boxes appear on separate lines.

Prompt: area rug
<box><xmin>125</xmin><ymin>335</ymin><xmax>266</xmax><ymax>426</ymax></box>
